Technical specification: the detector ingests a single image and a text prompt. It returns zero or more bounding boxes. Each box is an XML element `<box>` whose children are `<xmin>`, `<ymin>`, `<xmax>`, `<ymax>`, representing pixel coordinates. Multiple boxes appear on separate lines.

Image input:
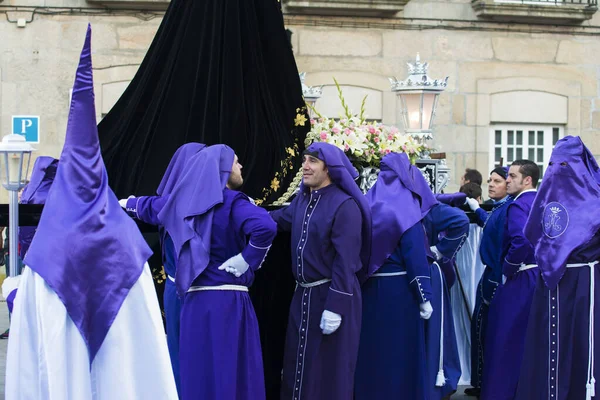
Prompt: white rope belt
<box><xmin>518</xmin><ymin>264</ymin><xmax>538</xmax><ymax>272</ymax></box>
<box><xmin>371</xmin><ymin>271</ymin><xmax>407</xmax><ymax>277</ymax></box>
<box><xmin>433</xmin><ymin>262</ymin><xmax>446</xmax><ymax>387</ymax></box>
<box><xmin>567</xmin><ymin>261</ymin><xmax>600</xmax><ymax>400</ymax></box>
<box><xmin>167</xmin><ymin>275</ymin><xmax>175</xmax><ymax>283</ymax></box>
<box><xmin>296</xmin><ymin>279</ymin><xmax>331</xmax><ymax>288</ymax></box>
<box><xmin>187</xmin><ymin>284</ymin><xmax>248</xmax><ymax>293</ymax></box>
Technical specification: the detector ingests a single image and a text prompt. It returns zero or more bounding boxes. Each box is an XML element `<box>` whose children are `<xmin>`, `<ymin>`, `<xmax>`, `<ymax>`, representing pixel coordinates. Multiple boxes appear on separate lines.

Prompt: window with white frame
<box><xmin>490</xmin><ymin>124</ymin><xmax>563</xmax><ymax>178</ymax></box>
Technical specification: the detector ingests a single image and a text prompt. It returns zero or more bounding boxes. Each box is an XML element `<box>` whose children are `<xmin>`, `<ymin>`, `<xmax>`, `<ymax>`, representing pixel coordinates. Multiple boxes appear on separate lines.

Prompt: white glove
<box><xmin>118</xmin><ymin>195</ymin><xmax>135</xmax><ymax>209</ymax></box>
<box><xmin>217</xmin><ymin>253</ymin><xmax>250</xmax><ymax>277</ymax></box>
<box><xmin>320</xmin><ymin>310</ymin><xmax>342</xmax><ymax>335</ymax></box>
<box><xmin>420</xmin><ymin>301</ymin><xmax>433</xmax><ymax>320</ymax></box>
<box><xmin>466</xmin><ymin>197</ymin><xmax>480</xmax><ymax>211</ymax></box>
<box><xmin>430</xmin><ymin>245</ymin><xmax>442</xmax><ymax>261</ymax></box>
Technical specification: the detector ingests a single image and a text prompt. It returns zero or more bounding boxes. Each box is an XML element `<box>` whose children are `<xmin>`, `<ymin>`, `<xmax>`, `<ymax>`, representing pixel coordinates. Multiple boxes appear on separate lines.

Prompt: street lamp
<box><xmin>0</xmin><ymin>134</ymin><xmax>34</xmax><ymax>277</ymax></box>
<box><xmin>299</xmin><ymin>72</ymin><xmax>323</xmax><ymax>118</ymax></box>
<box><xmin>389</xmin><ymin>54</ymin><xmax>448</xmax><ymax>141</ymax></box>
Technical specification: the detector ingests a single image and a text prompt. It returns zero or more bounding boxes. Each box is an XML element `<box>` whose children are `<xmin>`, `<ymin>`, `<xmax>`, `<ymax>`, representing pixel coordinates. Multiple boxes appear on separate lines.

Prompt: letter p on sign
<box><xmin>12</xmin><ymin>116</ymin><xmax>40</xmax><ymax>143</ymax></box>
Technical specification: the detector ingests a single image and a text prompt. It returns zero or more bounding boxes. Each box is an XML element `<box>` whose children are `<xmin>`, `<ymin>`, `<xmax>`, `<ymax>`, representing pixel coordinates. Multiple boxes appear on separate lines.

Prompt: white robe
<box><xmin>5</xmin><ymin>263</ymin><xmax>178</xmax><ymax>400</ymax></box>
<box><xmin>451</xmin><ymin>223</ymin><xmax>486</xmax><ymax>385</ymax></box>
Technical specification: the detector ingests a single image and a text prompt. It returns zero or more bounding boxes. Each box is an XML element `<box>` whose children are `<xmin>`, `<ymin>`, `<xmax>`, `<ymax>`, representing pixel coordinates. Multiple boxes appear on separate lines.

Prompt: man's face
<box><xmin>487</xmin><ymin>172</ymin><xmax>507</xmax><ymax>201</ymax></box>
<box><xmin>506</xmin><ymin>165</ymin><xmax>529</xmax><ymax>196</ymax></box>
<box><xmin>227</xmin><ymin>155</ymin><xmax>243</xmax><ymax>190</ymax></box>
<box><xmin>302</xmin><ymin>155</ymin><xmax>331</xmax><ymax>191</ymax></box>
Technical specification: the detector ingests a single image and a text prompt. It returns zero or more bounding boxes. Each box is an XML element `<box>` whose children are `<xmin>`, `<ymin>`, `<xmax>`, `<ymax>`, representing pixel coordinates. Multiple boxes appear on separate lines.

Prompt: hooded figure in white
<box><xmin>5</xmin><ymin>25</ymin><xmax>177</xmax><ymax>400</ymax></box>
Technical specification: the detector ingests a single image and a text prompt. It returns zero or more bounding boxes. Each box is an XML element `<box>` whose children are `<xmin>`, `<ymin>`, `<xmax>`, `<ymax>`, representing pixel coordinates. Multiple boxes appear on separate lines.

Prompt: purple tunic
<box><xmin>481</xmin><ymin>190</ymin><xmax>538</xmax><ymax>400</ymax></box>
<box><xmin>179</xmin><ymin>188</ymin><xmax>276</xmax><ymax>400</ymax></box>
<box><xmin>271</xmin><ymin>183</ymin><xmax>363</xmax><ymax>400</ymax></box>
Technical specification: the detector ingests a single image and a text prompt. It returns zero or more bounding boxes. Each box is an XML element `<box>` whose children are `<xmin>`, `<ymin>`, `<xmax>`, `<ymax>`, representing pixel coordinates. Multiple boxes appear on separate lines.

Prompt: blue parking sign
<box><xmin>12</xmin><ymin>116</ymin><xmax>40</xmax><ymax>143</ymax></box>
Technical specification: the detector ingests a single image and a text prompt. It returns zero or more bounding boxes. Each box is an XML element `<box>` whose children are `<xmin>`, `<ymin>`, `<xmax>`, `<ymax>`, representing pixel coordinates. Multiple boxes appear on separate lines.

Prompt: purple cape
<box><xmin>23</xmin><ymin>25</ymin><xmax>152</xmax><ymax>363</ymax></box>
<box><xmin>303</xmin><ymin>142</ymin><xmax>372</xmax><ymax>276</ymax></box>
<box><xmin>158</xmin><ymin>144</ymin><xmax>235</xmax><ymax>296</ymax></box>
<box><xmin>524</xmin><ymin>135</ymin><xmax>600</xmax><ymax>289</ymax></box>
<box><xmin>366</xmin><ymin>152</ymin><xmax>438</xmax><ymax>277</ymax></box>
<box><xmin>156</xmin><ymin>142</ymin><xmax>206</xmax><ymax>196</ymax></box>
<box><xmin>20</xmin><ymin>156</ymin><xmax>58</xmax><ymax>204</ymax></box>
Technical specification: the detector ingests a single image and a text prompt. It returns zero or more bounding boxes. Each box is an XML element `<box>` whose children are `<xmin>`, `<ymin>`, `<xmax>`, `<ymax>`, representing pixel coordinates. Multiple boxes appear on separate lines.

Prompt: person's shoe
<box><xmin>464</xmin><ymin>387</ymin><xmax>481</xmax><ymax>397</ymax></box>
<box><xmin>0</xmin><ymin>329</ymin><xmax>9</xmax><ymax>339</ymax></box>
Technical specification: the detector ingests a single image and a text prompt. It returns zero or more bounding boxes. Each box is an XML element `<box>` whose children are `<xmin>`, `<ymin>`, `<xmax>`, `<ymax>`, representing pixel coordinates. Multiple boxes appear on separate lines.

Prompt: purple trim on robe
<box><xmin>524</xmin><ymin>135</ymin><xmax>600</xmax><ymax>289</ymax></box>
<box><xmin>366</xmin><ymin>152</ymin><xmax>437</xmax><ymax>278</ymax></box>
<box><xmin>23</xmin><ymin>25</ymin><xmax>152</xmax><ymax>363</ymax></box>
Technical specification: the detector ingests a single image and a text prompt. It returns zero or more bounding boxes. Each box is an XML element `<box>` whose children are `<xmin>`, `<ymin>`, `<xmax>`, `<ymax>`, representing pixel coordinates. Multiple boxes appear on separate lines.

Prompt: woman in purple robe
<box><xmin>517</xmin><ymin>136</ymin><xmax>600</xmax><ymax>400</ymax></box>
<box><xmin>159</xmin><ymin>144</ymin><xmax>277</xmax><ymax>400</ymax></box>
<box><xmin>270</xmin><ymin>142</ymin><xmax>371</xmax><ymax>400</ymax></box>
<box><xmin>355</xmin><ymin>152</ymin><xmax>437</xmax><ymax>400</ymax></box>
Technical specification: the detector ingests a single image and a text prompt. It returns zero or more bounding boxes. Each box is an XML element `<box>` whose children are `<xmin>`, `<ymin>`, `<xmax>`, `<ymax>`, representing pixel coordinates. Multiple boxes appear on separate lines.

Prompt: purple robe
<box><xmin>271</xmin><ymin>184</ymin><xmax>363</xmax><ymax>400</ymax></box>
<box><xmin>482</xmin><ymin>190</ymin><xmax>538</xmax><ymax>400</ymax></box>
<box><xmin>179</xmin><ymin>188</ymin><xmax>276</xmax><ymax>400</ymax></box>
<box><xmin>516</xmin><ymin>136</ymin><xmax>600</xmax><ymax>400</ymax></box>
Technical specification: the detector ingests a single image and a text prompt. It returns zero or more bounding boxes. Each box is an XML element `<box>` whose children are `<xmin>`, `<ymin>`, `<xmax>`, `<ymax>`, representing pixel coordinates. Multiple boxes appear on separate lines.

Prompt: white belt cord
<box><xmin>167</xmin><ymin>275</ymin><xmax>175</xmax><ymax>283</ymax></box>
<box><xmin>518</xmin><ymin>264</ymin><xmax>538</xmax><ymax>272</ymax></box>
<box><xmin>187</xmin><ymin>284</ymin><xmax>248</xmax><ymax>293</ymax></box>
<box><xmin>371</xmin><ymin>271</ymin><xmax>407</xmax><ymax>277</ymax></box>
<box><xmin>296</xmin><ymin>278</ymin><xmax>331</xmax><ymax>288</ymax></box>
<box><xmin>434</xmin><ymin>262</ymin><xmax>446</xmax><ymax>387</ymax></box>
<box><xmin>567</xmin><ymin>261</ymin><xmax>599</xmax><ymax>400</ymax></box>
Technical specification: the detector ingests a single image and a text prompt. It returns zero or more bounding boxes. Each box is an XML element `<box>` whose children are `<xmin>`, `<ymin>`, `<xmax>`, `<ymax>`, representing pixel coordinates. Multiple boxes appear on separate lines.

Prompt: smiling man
<box><xmin>270</xmin><ymin>142</ymin><xmax>371</xmax><ymax>400</ymax></box>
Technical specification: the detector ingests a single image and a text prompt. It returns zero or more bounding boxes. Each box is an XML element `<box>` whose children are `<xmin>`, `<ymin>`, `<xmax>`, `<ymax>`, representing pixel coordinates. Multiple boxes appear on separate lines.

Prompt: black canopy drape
<box><xmin>98</xmin><ymin>0</ymin><xmax>309</xmax><ymax>205</ymax></box>
<box><xmin>97</xmin><ymin>1</ymin><xmax>307</xmax><ymax>398</ymax></box>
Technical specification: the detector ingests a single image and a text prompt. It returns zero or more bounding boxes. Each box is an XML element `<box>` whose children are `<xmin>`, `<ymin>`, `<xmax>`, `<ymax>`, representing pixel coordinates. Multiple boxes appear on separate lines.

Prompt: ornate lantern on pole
<box><xmin>389</xmin><ymin>54</ymin><xmax>450</xmax><ymax>192</ymax></box>
<box><xmin>299</xmin><ymin>72</ymin><xmax>323</xmax><ymax>118</ymax></box>
<box><xmin>0</xmin><ymin>134</ymin><xmax>34</xmax><ymax>276</ymax></box>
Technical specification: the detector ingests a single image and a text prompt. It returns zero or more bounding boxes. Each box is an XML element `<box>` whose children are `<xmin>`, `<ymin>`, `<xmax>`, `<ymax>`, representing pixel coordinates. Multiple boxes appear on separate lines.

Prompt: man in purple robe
<box><xmin>355</xmin><ymin>152</ymin><xmax>436</xmax><ymax>400</ymax></box>
<box><xmin>119</xmin><ymin>142</ymin><xmax>205</xmax><ymax>396</ymax></box>
<box><xmin>269</xmin><ymin>142</ymin><xmax>371</xmax><ymax>400</ymax></box>
<box><xmin>516</xmin><ymin>136</ymin><xmax>600</xmax><ymax>400</ymax></box>
<box><xmin>481</xmin><ymin>159</ymin><xmax>539</xmax><ymax>400</ymax></box>
<box><xmin>159</xmin><ymin>144</ymin><xmax>277</xmax><ymax>400</ymax></box>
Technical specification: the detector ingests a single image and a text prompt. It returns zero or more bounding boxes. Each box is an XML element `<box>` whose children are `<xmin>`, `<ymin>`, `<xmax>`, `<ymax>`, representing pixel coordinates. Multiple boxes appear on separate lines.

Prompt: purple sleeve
<box><xmin>474</xmin><ymin>207</ymin><xmax>489</xmax><ymax>227</ymax></box>
<box><xmin>231</xmin><ymin>196</ymin><xmax>277</xmax><ymax>271</ymax></box>
<box><xmin>324</xmin><ymin>199</ymin><xmax>362</xmax><ymax>317</ymax></box>
<box><xmin>401</xmin><ymin>224</ymin><xmax>433</xmax><ymax>304</ymax></box>
<box><xmin>502</xmin><ymin>203</ymin><xmax>533</xmax><ymax>277</ymax></box>
<box><xmin>269</xmin><ymin>200</ymin><xmax>294</xmax><ymax>233</ymax></box>
<box><xmin>436</xmin><ymin>193</ymin><xmax>467</xmax><ymax>208</ymax></box>
<box><xmin>125</xmin><ymin>195</ymin><xmax>168</xmax><ymax>226</ymax></box>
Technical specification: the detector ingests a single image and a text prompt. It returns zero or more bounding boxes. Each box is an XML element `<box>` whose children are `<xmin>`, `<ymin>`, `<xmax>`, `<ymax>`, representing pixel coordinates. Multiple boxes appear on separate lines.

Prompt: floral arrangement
<box><xmin>299</xmin><ymin>79</ymin><xmax>428</xmax><ymax>167</ymax></box>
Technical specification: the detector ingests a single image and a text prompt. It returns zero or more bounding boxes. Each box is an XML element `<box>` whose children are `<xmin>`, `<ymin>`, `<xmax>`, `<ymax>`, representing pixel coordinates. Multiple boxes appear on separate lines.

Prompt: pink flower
<box><xmin>345</xmin><ymin>144</ymin><xmax>350</xmax><ymax>151</ymax></box>
<box><xmin>385</xmin><ymin>149</ymin><xmax>391</xmax><ymax>154</ymax></box>
<box><xmin>379</xmin><ymin>149</ymin><xmax>385</xmax><ymax>154</ymax></box>
<box><xmin>374</xmin><ymin>137</ymin><xmax>380</xmax><ymax>143</ymax></box>
<box><xmin>368</xmin><ymin>126</ymin><xmax>376</xmax><ymax>134</ymax></box>
<box><xmin>387</xmin><ymin>134</ymin><xmax>394</xmax><ymax>141</ymax></box>
<box><xmin>320</xmin><ymin>132</ymin><xmax>328</xmax><ymax>140</ymax></box>
<box><xmin>402</xmin><ymin>145</ymin><xmax>407</xmax><ymax>151</ymax></box>
<box><xmin>332</xmin><ymin>127</ymin><xmax>340</xmax><ymax>134</ymax></box>
<box><xmin>310</xmin><ymin>119</ymin><xmax>316</xmax><ymax>125</ymax></box>
<box><xmin>344</xmin><ymin>128</ymin><xmax>351</xmax><ymax>135</ymax></box>
<box><xmin>319</xmin><ymin>117</ymin><xmax>325</xmax><ymax>123</ymax></box>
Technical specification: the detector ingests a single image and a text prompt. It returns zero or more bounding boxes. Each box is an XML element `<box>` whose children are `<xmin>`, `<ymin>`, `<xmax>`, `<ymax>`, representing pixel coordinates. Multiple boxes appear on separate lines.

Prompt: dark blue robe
<box><xmin>271</xmin><ymin>184</ymin><xmax>363</xmax><ymax>400</ymax></box>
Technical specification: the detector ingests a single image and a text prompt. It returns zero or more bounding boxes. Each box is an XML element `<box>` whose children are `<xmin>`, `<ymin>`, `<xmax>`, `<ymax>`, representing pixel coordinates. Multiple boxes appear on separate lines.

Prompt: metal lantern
<box><xmin>0</xmin><ymin>134</ymin><xmax>34</xmax><ymax>276</ymax></box>
<box><xmin>299</xmin><ymin>72</ymin><xmax>323</xmax><ymax>118</ymax></box>
<box><xmin>389</xmin><ymin>54</ymin><xmax>448</xmax><ymax>141</ymax></box>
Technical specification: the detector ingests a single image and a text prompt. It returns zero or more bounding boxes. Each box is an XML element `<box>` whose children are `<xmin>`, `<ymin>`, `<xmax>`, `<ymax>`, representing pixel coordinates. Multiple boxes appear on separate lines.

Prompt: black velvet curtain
<box><xmin>97</xmin><ymin>1</ymin><xmax>306</xmax><ymax>398</ymax></box>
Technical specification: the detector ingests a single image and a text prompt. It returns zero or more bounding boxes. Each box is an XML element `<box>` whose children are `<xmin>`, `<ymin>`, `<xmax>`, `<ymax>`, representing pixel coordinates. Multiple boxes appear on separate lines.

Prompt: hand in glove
<box><xmin>419</xmin><ymin>301</ymin><xmax>433</xmax><ymax>320</ymax></box>
<box><xmin>465</xmin><ymin>197</ymin><xmax>480</xmax><ymax>212</ymax></box>
<box><xmin>217</xmin><ymin>253</ymin><xmax>250</xmax><ymax>277</ymax></box>
<box><xmin>320</xmin><ymin>310</ymin><xmax>342</xmax><ymax>335</ymax></box>
<box><xmin>430</xmin><ymin>245</ymin><xmax>442</xmax><ymax>262</ymax></box>
<box><xmin>118</xmin><ymin>195</ymin><xmax>135</xmax><ymax>209</ymax></box>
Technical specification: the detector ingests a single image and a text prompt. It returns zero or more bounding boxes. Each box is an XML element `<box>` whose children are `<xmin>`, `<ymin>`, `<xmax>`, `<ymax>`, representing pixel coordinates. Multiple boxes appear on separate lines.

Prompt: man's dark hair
<box><xmin>511</xmin><ymin>159</ymin><xmax>540</xmax><ymax>188</ymax></box>
<box><xmin>460</xmin><ymin>182</ymin><xmax>482</xmax><ymax>200</ymax></box>
<box><xmin>463</xmin><ymin>168</ymin><xmax>483</xmax><ymax>186</ymax></box>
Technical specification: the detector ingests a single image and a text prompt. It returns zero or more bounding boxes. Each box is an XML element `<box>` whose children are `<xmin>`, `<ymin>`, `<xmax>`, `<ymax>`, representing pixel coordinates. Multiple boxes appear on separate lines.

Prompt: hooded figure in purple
<box><xmin>481</xmin><ymin>159</ymin><xmax>539</xmax><ymax>400</ymax></box>
<box><xmin>158</xmin><ymin>144</ymin><xmax>277</xmax><ymax>400</ymax></box>
<box><xmin>355</xmin><ymin>152</ymin><xmax>436</xmax><ymax>400</ymax></box>
<box><xmin>270</xmin><ymin>142</ymin><xmax>371</xmax><ymax>400</ymax></box>
<box><xmin>120</xmin><ymin>142</ymin><xmax>205</xmax><ymax>396</ymax></box>
<box><xmin>516</xmin><ymin>136</ymin><xmax>600</xmax><ymax>400</ymax></box>
<box><xmin>5</xmin><ymin>25</ymin><xmax>177</xmax><ymax>400</ymax></box>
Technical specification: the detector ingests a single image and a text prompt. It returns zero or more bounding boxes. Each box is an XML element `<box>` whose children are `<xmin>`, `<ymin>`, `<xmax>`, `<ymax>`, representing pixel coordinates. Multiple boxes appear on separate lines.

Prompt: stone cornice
<box><xmin>86</xmin><ymin>0</ymin><xmax>170</xmax><ymax>11</ymax></box>
<box><xmin>472</xmin><ymin>0</ymin><xmax>598</xmax><ymax>23</ymax></box>
<box><xmin>283</xmin><ymin>0</ymin><xmax>411</xmax><ymax>17</ymax></box>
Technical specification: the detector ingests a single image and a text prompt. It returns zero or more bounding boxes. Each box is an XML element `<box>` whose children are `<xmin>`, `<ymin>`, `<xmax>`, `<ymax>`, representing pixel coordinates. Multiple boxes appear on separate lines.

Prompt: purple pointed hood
<box><xmin>23</xmin><ymin>25</ymin><xmax>152</xmax><ymax>363</ymax></box>
<box><xmin>524</xmin><ymin>135</ymin><xmax>600</xmax><ymax>289</ymax></box>
<box><xmin>20</xmin><ymin>156</ymin><xmax>58</xmax><ymax>205</ymax></box>
<box><xmin>302</xmin><ymin>142</ymin><xmax>372</xmax><ymax>276</ymax></box>
<box><xmin>366</xmin><ymin>152</ymin><xmax>438</xmax><ymax>277</ymax></box>
<box><xmin>158</xmin><ymin>144</ymin><xmax>234</xmax><ymax>296</ymax></box>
